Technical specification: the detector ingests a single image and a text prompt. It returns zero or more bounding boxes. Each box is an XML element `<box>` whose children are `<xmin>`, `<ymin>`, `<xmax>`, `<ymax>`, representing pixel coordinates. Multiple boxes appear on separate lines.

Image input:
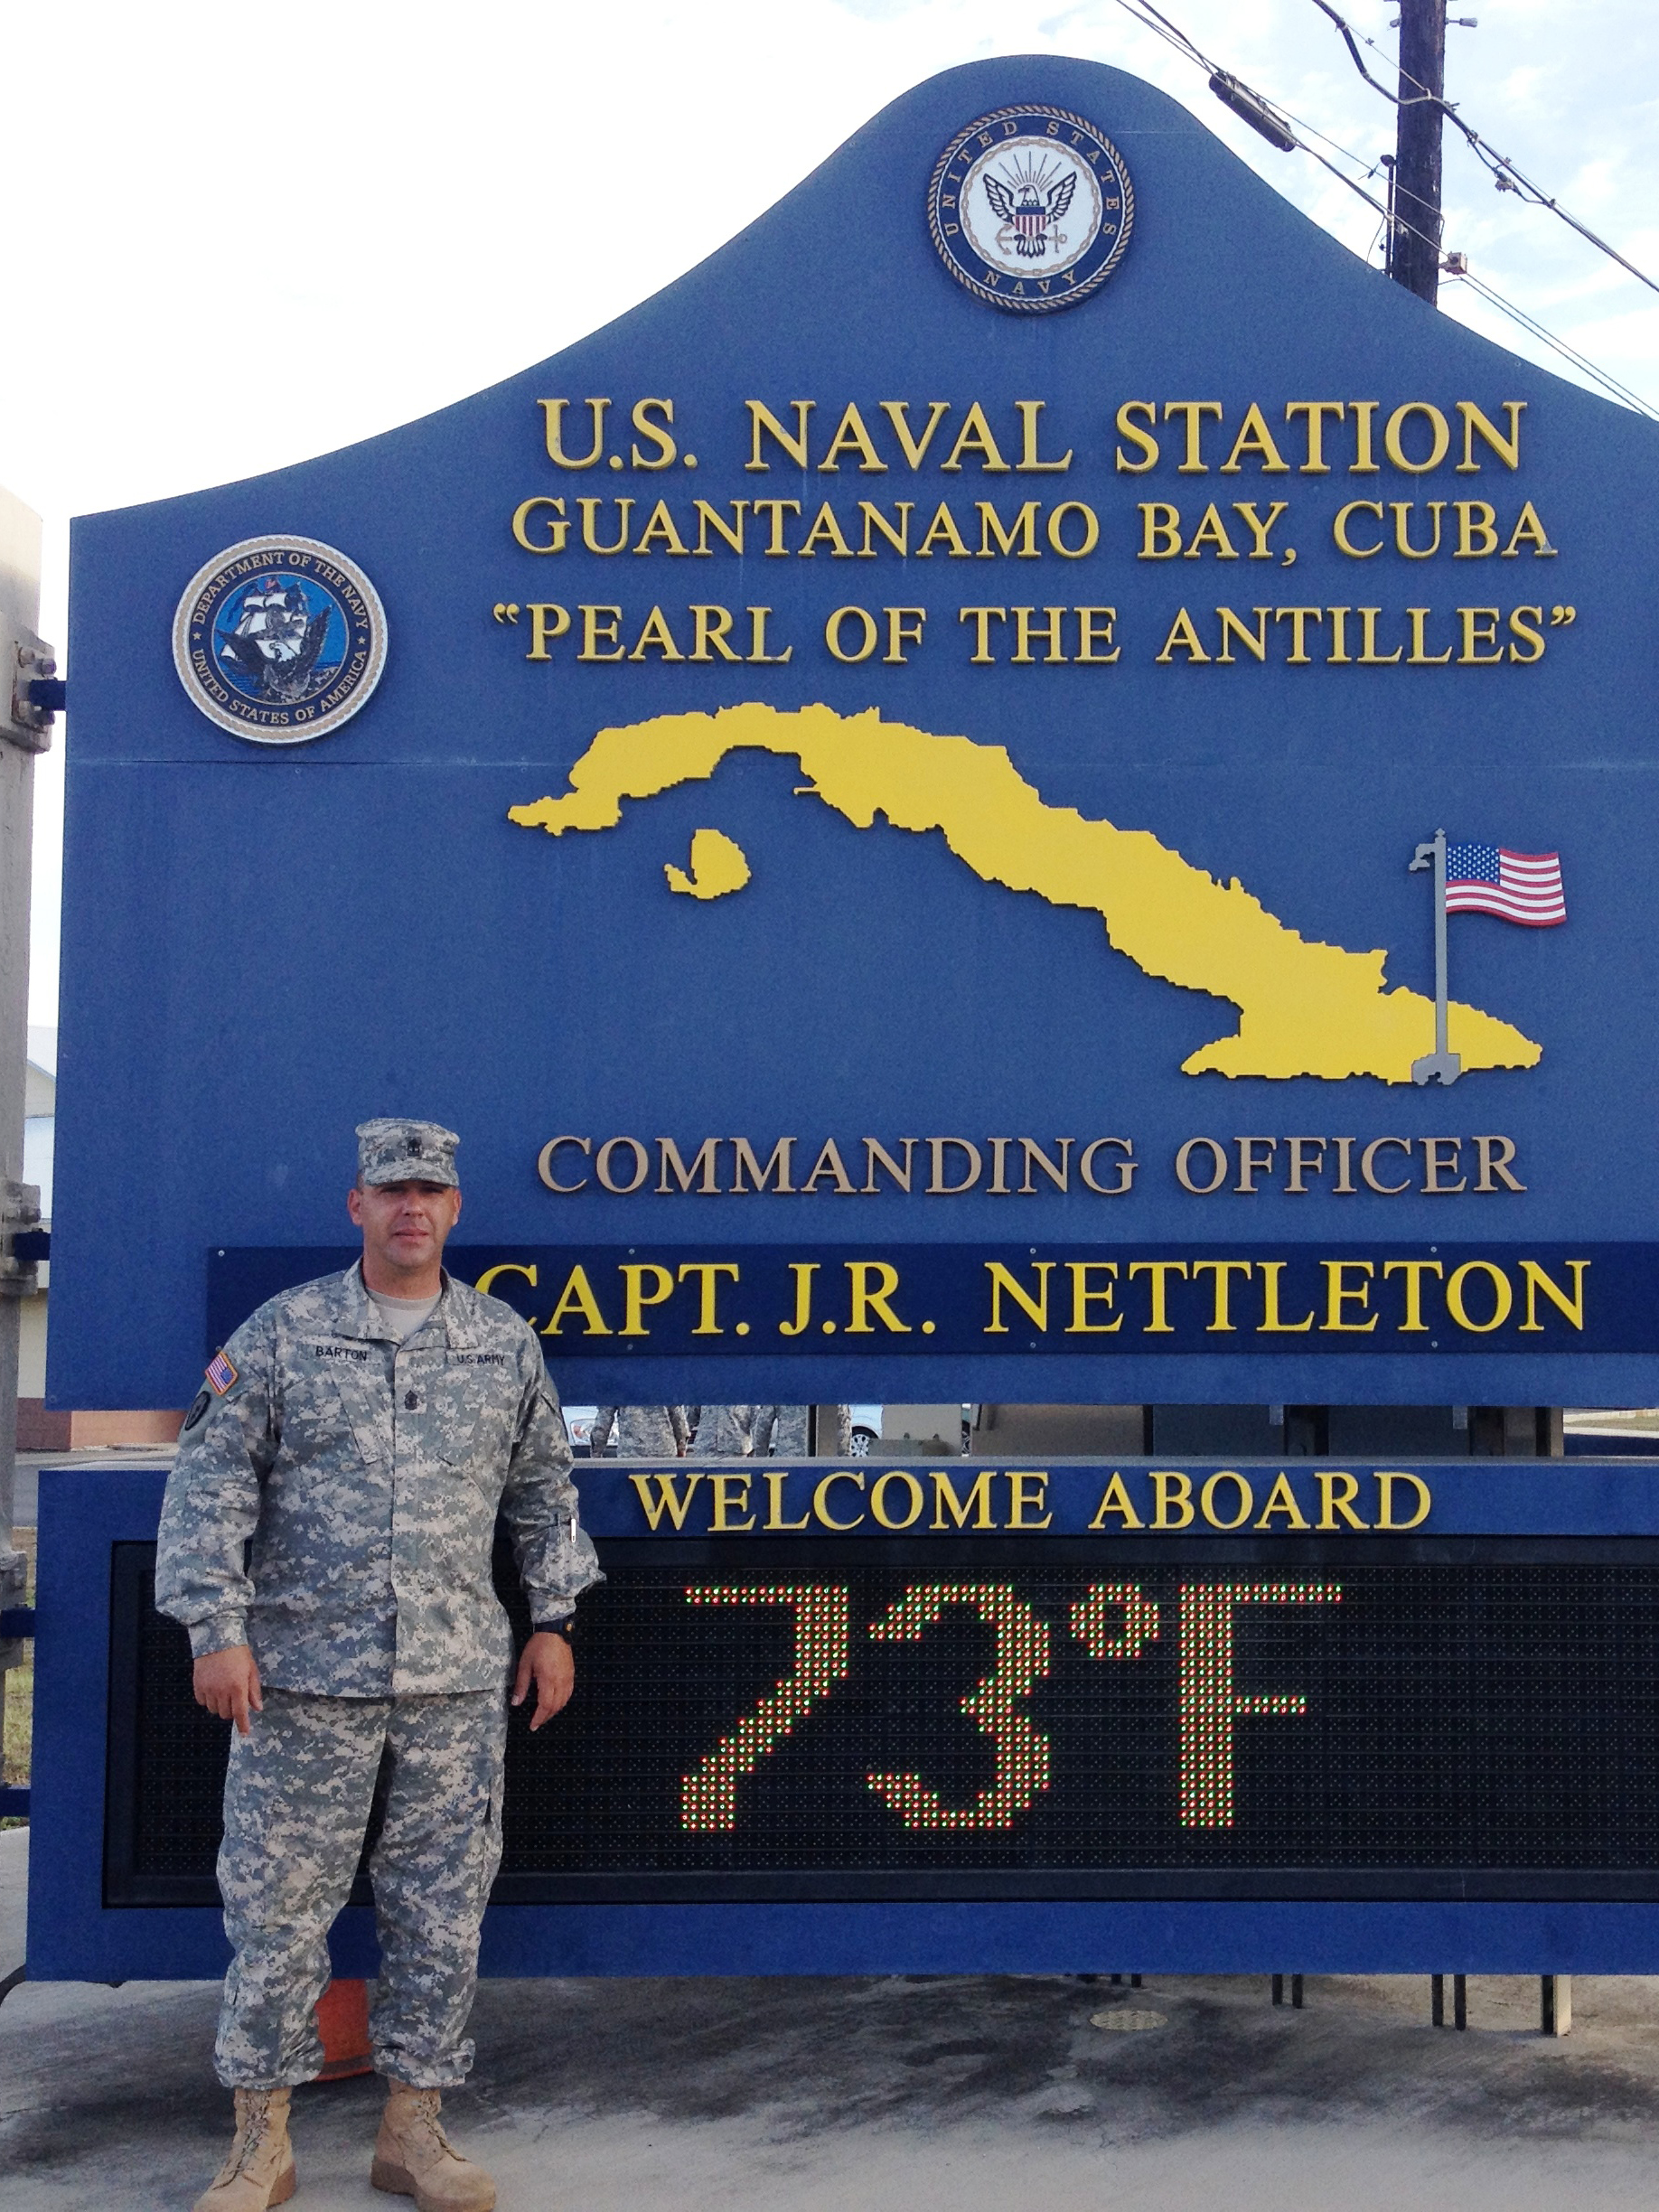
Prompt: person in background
<box><xmin>588</xmin><ymin>1404</ymin><xmax>689</xmax><ymax>1456</ymax></box>
<box><xmin>685</xmin><ymin>1403</ymin><xmax>756</xmax><ymax>1455</ymax></box>
<box><xmin>752</xmin><ymin>1405</ymin><xmax>852</xmax><ymax>1457</ymax></box>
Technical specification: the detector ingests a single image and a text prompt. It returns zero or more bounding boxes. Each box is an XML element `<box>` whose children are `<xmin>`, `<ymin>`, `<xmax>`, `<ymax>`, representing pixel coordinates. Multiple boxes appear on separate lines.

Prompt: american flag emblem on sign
<box><xmin>205</xmin><ymin>1349</ymin><xmax>238</xmax><ymax>1394</ymax></box>
<box><xmin>1444</xmin><ymin>843</ymin><xmax>1566</xmax><ymax>926</ymax></box>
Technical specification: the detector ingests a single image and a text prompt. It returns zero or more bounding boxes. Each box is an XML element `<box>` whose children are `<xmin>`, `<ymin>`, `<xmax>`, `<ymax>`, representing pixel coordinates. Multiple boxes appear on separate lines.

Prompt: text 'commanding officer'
<box><xmin>156</xmin><ymin>1118</ymin><xmax>602</xmax><ymax>2212</ymax></box>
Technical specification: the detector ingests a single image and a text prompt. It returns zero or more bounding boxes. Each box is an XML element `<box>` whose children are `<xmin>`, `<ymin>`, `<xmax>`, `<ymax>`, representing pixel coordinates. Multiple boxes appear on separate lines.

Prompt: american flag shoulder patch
<box><xmin>206</xmin><ymin>1349</ymin><xmax>239</xmax><ymax>1395</ymax></box>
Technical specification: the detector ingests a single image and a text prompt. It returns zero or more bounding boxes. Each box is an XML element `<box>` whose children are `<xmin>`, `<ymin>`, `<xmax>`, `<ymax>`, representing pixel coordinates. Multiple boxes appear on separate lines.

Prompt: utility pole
<box><xmin>1392</xmin><ymin>0</ymin><xmax>1447</xmax><ymax>303</ymax></box>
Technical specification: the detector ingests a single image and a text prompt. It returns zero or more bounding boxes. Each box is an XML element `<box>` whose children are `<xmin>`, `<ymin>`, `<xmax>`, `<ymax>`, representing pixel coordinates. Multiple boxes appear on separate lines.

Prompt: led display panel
<box><xmin>108</xmin><ymin>1537</ymin><xmax>1659</xmax><ymax>1907</ymax></box>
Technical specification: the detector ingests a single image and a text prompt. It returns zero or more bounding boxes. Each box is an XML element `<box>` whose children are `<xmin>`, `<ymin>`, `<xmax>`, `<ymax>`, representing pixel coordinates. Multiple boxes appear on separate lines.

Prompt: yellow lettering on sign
<box><xmin>1518</xmin><ymin>1259</ymin><xmax>1588</xmax><ymax>1333</ymax></box>
<box><xmin>1456</xmin><ymin>400</ymin><xmax>1524</xmax><ymax>472</ymax></box>
<box><xmin>817</xmin><ymin>403</ymin><xmax>886</xmax><ymax>473</ymax></box>
<box><xmin>1006</xmin><ymin>1472</ymin><xmax>1053</xmax><ymax>1529</ymax></box>
<box><xmin>812</xmin><ymin>1470</ymin><xmax>867</xmax><ymax>1529</ymax></box>
<box><xmin>677</xmin><ymin>1261</ymin><xmax>738</xmax><ymax>1334</ymax></box>
<box><xmin>1253</xmin><ymin>1473</ymin><xmax>1311</xmax><ymax>1530</ymax></box>
<box><xmin>1219</xmin><ymin>403</ymin><xmax>1290</xmax><ymax>473</ymax></box>
<box><xmin>878</xmin><ymin>399</ymin><xmax>952</xmax><ymax>469</ymax></box>
<box><xmin>709</xmin><ymin>1474</ymin><xmax>755</xmax><ymax>1532</ymax></box>
<box><xmin>1151</xmin><ymin>1472</ymin><xmax>1195</xmax><ymax>1528</ymax></box>
<box><xmin>526</xmin><ymin>605</ymin><xmax>569</xmax><ymax>660</ymax></box>
<box><xmin>620</xmin><ymin>1262</ymin><xmax>675</xmax><ymax>1335</ymax></box>
<box><xmin>511</xmin><ymin>497</ymin><xmax>568</xmax><ymax>553</ymax></box>
<box><xmin>940</xmin><ymin>402</ymin><xmax>1012</xmax><ymax>473</ymax></box>
<box><xmin>1114</xmin><ymin>400</ymin><xmax>1159</xmax><ymax>472</ymax></box>
<box><xmin>628</xmin><ymin>1471</ymin><xmax>703</xmax><ymax>1530</ymax></box>
<box><xmin>933</xmin><ymin>1468</ymin><xmax>998</xmax><ymax>1530</ymax></box>
<box><xmin>1375</xmin><ymin>1472</ymin><xmax>1431</xmax><ymax>1530</ymax></box>
<box><xmin>764</xmin><ymin>1472</ymin><xmax>811</xmax><ymax>1531</ymax></box>
<box><xmin>629</xmin><ymin>398</ymin><xmax>677</xmax><ymax>469</ymax></box>
<box><xmin>1323</xmin><ymin>1260</ymin><xmax>1379</xmax><ymax>1332</ymax></box>
<box><xmin>846</xmin><ymin>1260</ymin><xmax>910</xmax><ymax>1334</ymax></box>
<box><xmin>1088</xmin><ymin>1474</ymin><xmax>1145</xmax><ymax>1530</ymax></box>
<box><xmin>539</xmin><ymin>397</ymin><xmax>608</xmax><ymax>468</ymax></box>
<box><xmin>984</xmin><ymin>1261</ymin><xmax>1051</xmax><ymax>1335</ymax></box>
<box><xmin>745</xmin><ymin>400</ymin><xmax>813</xmax><ymax>470</ymax></box>
<box><xmin>540</xmin><ymin>1266</ymin><xmax>611</xmax><ymax>1336</ymax></box>
<box><xmin>1317</xmin><ymin>1472</ymin><xmax>1370</xmax><ymax>1530</ymax></box>
<box><xmin>633</xmin><ymin>501</ymin><xmax>689</xmax><ymax>556</ymax></box>
<box><xmin>871</xmin><ymin>1470</ymin><xmax>925</xmax><ymax>1530</ymax></box>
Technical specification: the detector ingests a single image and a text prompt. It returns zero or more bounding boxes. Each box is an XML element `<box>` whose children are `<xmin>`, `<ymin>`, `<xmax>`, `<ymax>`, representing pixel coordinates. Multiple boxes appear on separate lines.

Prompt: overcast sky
<box><xmin>3</xmin><ymin>0</ymin><xmax>1654</xmax><ymax>1025</ymax></box>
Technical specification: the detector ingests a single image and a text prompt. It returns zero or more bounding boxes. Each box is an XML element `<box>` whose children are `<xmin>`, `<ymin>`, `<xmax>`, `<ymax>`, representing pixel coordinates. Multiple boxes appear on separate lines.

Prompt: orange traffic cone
<box><xmin>314</xmin><ymin>1976</ymin><xmax>373</xmax><ymax>2080</ymax></box>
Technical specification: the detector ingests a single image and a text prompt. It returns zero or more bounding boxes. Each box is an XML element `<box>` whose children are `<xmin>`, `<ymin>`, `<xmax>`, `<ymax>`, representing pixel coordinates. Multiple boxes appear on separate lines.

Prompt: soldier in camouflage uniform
<box><xmin>157</xmin><ymin>1119</ymin><xmax>600</xmax><ymax>2212</ymax></box>
<box><xmin>751</xmin><ymin>1404</ymin><xmax>852</xmax><ymax>1457</ymax></box>
<box><xmin>587</xmin><ymin>1403</ymin><xmax>688</xmax><ymax>1457</ymax></box>
<box><xmin>685</xmin><ymin>1402</ymin><xmax>755</xmax><ymax>1456</ymax></box>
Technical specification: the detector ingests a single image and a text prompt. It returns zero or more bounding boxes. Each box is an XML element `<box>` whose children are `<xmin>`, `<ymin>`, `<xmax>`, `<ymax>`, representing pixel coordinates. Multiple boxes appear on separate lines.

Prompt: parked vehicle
<box><xmin>848</xmin><ymin>1404</ymin><xmax>881</xmax><ymax>1456</ymax></box>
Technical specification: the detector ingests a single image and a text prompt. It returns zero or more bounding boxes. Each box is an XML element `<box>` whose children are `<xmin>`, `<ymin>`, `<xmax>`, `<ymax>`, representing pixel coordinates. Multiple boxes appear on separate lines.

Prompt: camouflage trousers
<box><xmin>215</xmin><ymin>1686</ymin><xmax>505</xmax><ymax>2089</ymax></box>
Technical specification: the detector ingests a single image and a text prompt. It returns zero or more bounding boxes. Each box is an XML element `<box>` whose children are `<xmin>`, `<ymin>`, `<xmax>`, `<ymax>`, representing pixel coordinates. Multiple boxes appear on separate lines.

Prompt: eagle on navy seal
<box><xmin>982</xmin><ymin>159</ymin><xmax>1077</xmax><ymax>258</ymax></box>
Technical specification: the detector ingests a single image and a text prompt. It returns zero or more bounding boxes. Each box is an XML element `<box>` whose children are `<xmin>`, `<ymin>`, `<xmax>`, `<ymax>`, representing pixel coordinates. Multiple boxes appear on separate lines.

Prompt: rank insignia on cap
<box><xmin>206</xmin><ymin>1349</ymin><xmax>239</xmax><ymax>1394</ymax></box>
<box><xmin>354</xmin><ymin>1116</ymin><xmax>461</xmax><ymax>1187</ymax></box>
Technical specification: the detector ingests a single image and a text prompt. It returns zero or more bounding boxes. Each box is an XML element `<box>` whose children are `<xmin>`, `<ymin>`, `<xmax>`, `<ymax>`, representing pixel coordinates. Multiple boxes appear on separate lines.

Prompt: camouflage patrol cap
<box><xmin>355</xmin><ymin>1118</ymin><xmax>461</xmax><ymax>1188</ymax></box>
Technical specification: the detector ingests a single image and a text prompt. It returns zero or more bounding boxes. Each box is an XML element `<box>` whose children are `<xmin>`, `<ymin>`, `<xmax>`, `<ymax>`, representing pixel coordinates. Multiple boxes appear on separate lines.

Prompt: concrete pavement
<box><xmin>8</xmin><ymin>1823</ymin><xmax>1659</xmax><ymax>2209</ymax></box>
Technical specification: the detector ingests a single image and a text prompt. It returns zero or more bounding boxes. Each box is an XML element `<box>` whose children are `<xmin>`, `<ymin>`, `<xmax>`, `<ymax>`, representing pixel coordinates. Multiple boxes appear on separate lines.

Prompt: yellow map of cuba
<box><xmin>508</xmin><ymin>702</ymin><xmax>1540</xmax><ymax>1083</ymax></box>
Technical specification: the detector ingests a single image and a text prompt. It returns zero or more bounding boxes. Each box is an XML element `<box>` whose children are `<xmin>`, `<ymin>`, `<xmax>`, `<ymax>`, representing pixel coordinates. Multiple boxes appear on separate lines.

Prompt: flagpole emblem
<box><xmin>1410</xmin><ymin>829</ymin><xmax>1462</xmax><ymax>1087</ymax></box>
<box><xmin>1409</xmin><ymin>832</ymin><xmax>1566</xmax><ymax>1085</ymax></box>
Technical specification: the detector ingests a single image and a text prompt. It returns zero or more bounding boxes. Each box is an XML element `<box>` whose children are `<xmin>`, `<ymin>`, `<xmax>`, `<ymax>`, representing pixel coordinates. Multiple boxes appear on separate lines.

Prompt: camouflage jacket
<box><xmin>155</xmin><ymin>1264</ymin><xmax>602</xmax><ymax>1695</ymax></box>
<box><xmin>589</xmin><ymin>1404</ymin><xmax>688</xmax><ymax>1456</ymax></box>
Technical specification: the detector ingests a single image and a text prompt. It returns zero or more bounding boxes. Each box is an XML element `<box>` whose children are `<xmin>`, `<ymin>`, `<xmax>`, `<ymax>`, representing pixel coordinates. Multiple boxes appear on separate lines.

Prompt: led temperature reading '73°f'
<box><xmin>1070</xmin><ymin>1581</ymin><xmax>1161</xmax><ymax>1660</ymax></box>
<box><xmin>1179</xmin><ymin>1581</ymin><xmax>1342</xmax><ymax>1828</ymax></box>
<box><xmin>866</xmin><ymin>1583</ymin><xmax>1053</xmax><ymax>1829</ymax></box>
<box><xmin>680</xmin><ymin>1585</ymin><xmax>851</xmax><ymax>1830</ymax></box>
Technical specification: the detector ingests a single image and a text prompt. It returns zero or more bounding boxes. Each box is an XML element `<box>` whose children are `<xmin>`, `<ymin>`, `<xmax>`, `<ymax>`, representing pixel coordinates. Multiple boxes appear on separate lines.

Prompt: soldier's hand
<box><xmin>194</xmin><ymin>1644</ymin><xmax>264</xmax><ymax>1736</ymax></box>
<box><xmin>513</xmin><ymin>1631</ymin><xmax>575</xmax><ymax>1731</ymax></box>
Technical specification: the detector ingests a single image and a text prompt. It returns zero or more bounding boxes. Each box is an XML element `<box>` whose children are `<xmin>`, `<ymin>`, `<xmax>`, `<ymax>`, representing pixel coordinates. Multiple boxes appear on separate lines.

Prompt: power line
<box><xmin>1308</xmin><ymin>0</ymin><xmax>1659</xmax><ymax>300</ymax></box>
<box><xmin>1448</xmin><ymin>268</ymin><xmax>1659</xmax><ymax>418</ymax></box>
<box><xmin>1103</xmin><ymin>0</ymin><xmax>1659</xmax><ymax>417</ymax></box>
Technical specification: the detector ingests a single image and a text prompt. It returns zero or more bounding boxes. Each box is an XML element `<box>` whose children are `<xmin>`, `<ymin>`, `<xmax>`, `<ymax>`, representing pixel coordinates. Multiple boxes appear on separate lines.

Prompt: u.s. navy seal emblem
<box><xmin>928</xmin><ymin>106</ymin><xmax>1135</xmax><ymax>314</ymax></box>
<box><xmin>172</xmin><ymin>536</ymin><xmax>388</xmax><ymax>744</ymax></box>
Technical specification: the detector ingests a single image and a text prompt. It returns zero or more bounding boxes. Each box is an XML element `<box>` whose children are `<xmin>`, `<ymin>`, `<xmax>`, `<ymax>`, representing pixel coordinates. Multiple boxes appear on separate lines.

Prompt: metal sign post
<box><xmin>0</xmin><ymin>487</ymin><xmax>49</xmax><ymax>1766</ymax></box>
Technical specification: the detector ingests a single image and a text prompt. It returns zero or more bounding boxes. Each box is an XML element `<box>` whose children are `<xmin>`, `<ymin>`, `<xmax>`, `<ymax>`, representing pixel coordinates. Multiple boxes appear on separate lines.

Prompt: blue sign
<box><xmin>52</xmin><ymin>53</ymin><xmax>1659</xmax><ymax>1411</ymax></box>
<box><xmin>32</xmin><ymin>1464</ymin><xmax>1659</xmax><ymax>1979</ymax></box>
<box><xmin>203</xmin><ymin>1243</ymin><xmax>1641</xmax><ymax>1376</ymax></box>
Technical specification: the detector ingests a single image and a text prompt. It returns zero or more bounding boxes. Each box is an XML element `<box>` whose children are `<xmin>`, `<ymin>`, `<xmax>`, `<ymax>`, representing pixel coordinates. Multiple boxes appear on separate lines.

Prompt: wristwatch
<box><xmin>532</xmin><ymin>1616</ymin><xmax>576</xmax><ymax>1641</ymax></box>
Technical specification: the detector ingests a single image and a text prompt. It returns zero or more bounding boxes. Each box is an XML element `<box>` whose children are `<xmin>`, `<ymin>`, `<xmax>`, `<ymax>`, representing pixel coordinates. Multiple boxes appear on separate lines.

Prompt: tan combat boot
<box><xmin>192</xmin><ymin>2086</ymin><xmax>297</xmax><ymax>2210</ymax></box>
<box><xmin>371</xmin><ymin>2082</ymin><xmax>496</xmax><ymax>2211</ymax></box>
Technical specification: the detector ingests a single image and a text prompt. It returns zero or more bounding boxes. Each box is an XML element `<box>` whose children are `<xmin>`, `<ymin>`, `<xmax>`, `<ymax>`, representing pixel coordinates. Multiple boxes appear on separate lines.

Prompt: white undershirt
<box><xmin>368</xmin><ymin>1287</ymin><xmax>441</xmax><ymax>1342</ymax></box>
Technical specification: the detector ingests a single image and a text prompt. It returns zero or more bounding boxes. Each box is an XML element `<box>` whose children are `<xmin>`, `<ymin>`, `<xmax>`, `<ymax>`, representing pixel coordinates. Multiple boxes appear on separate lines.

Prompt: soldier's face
<box><xmin>347</xmin><ymin>1177</ymin><xmax>463</xmax><ymax>1279</ymax></box>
